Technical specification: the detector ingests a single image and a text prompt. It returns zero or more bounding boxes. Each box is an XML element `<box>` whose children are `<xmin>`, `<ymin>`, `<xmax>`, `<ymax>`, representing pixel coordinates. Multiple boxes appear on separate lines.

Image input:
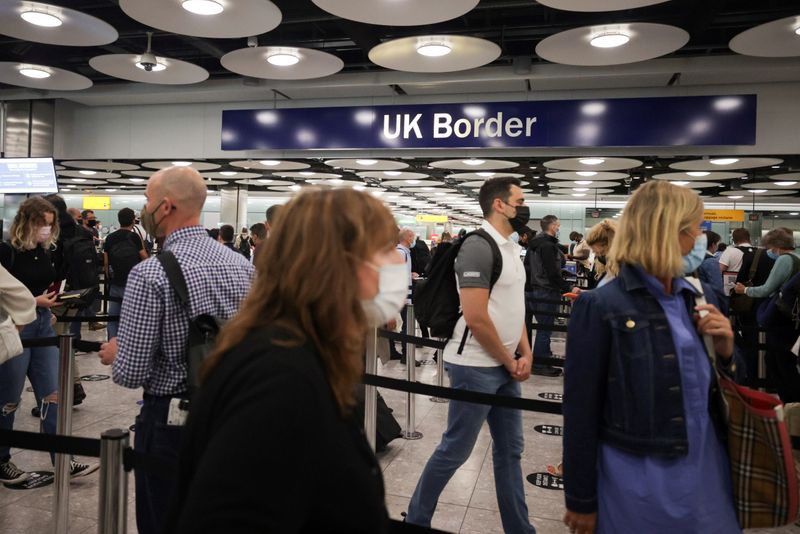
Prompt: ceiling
<box><xmin>1</xmin><ymin>0</ymin><xmax>799</xmax><ymax>98</ymax></box>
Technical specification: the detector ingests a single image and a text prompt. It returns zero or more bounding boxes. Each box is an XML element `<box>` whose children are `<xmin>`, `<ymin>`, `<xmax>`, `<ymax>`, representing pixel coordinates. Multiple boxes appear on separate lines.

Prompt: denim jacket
<box><xmin>562</xmin><ymin>264</ymin><xmax>738</xmax><ymax>514</ymax></box>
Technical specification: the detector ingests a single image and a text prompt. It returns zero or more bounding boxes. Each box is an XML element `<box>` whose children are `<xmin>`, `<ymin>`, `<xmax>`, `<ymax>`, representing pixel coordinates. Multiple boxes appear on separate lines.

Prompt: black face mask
<box><xmin>597</xmin><ymin>255</ymin><xmax>607</xmax><ymax>265</ymax></box>
<box><xmin>87</xmin><ymin>219</ymin><xmax>97</xmax><ymax>228</ymax></box>
<box><xmin>504</xmin><ymin>203</ymin><xmax>531</xmax><ymax>233</ymax></box>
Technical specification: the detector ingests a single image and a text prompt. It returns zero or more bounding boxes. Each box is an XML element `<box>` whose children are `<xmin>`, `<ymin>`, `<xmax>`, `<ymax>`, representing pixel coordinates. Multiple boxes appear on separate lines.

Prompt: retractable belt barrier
<box><xmin>55</xmin><ymin>315</ymin><xmax>120</xmax><ymax>323</ymax></box>
<box><xmin>22</xmin><ymin>337</ymin><xmax>60</xmax><ymax>348</ymax></box>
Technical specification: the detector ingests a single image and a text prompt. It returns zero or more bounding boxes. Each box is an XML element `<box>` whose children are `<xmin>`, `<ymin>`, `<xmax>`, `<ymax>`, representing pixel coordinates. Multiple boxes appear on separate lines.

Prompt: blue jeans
<box><xmin>0</xmin><ymin>308</ymin><xmax>59</xmax><ymax>464</ymax></box>
<box><xmin>70</xmin><ymin>296</ymin><xmax>99</xmax><ymax>340</ymax></box>
<box><xmin>107</xmin><ymin>284</ymin><xmax>125</xmax><ymax>340</ymax></box>
<box><xmin>406</xmin><ymin>364</ymin><xmax>535</xmax><ymax>534</ymax></box>
<box><xmin>530</xmin><ymin>288</ymin><xmax>560</xmax><ymax>357</ymax></box>
<box><xmin>134</xmin><ymin>394</ymin><xmax>184</xmax><ymax>534</ymax></box>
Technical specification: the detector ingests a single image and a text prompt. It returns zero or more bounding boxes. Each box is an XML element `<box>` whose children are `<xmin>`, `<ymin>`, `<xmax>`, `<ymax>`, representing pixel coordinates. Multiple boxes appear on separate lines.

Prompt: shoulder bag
<box><xmin>730</xmin><ymin>248</ymin><xmax>763</xmax><ymax>314</ymax></box>
<box><xmin>688</xmin><ymin>277</ymin><xmax>800</xmax><ymax>528</ymax></box>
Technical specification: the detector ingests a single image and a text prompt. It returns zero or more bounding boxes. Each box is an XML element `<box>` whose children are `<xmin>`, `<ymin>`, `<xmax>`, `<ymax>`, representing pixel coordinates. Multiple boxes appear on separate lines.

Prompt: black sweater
<box><xmin>165</xmin><ymin>329</ymin><xmax>389</xmax><ymax>534</ymax></box>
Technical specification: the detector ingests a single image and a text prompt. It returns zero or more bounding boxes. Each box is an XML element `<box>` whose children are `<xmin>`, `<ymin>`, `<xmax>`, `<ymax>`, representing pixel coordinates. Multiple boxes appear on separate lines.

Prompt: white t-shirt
<box><xmin>718</xmin><ymin>244</ymin><xmax>750</xmax><ymax>273</ymax></box>
<box><xmin>444</xmin><ymin>221</ymin><xmax>526</xmax><ymax>367</ymax></box>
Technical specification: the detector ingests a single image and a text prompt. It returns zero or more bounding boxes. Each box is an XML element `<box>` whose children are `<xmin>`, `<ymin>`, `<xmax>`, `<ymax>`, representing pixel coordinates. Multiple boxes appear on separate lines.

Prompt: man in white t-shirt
<box><xmin>406</xmin><ymin>177</ymin><xmax>535</xmax><ymax>534</ymax></box>
<box><xmin>718</xmin><ymin>228</ymin><xmax>753</xmax><ymax>294</ymax></box>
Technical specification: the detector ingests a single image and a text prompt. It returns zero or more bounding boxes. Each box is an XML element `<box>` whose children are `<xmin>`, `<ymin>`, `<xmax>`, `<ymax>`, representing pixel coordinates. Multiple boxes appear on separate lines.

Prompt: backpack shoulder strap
<box><xmin>471</xmin><ymin>229</ymin><xmax>503</xmax><ymax>289</ymax></box>
<box><xmin>746</xmin><ymin>247</ymin><xmax>762</xmax><ymax>283</ymax></box>
<box><xmin>157</xmin><ymin>251</ymin><xmax>190</xmax><ymax>310</ymax></box>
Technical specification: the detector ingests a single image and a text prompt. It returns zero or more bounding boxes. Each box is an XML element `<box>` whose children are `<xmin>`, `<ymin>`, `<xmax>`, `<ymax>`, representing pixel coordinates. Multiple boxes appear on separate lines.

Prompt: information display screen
<box><xmin>0</xmin><ymin>157</ymin><xmax>59</xmax><ymax>194</ymax></box>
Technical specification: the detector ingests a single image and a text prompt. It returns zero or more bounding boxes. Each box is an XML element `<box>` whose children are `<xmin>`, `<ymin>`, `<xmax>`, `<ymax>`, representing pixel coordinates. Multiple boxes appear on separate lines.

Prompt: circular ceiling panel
<box><xmin>0</xmin><ymin>62</ymin><xmax>92</xmax><ymax>90</ymax></box>
<box><xmin>401</xmin><ymin>188</ymin><xmax>459</xmax><ymax>194</ymax></box>
<box><xmin>653</xmin><ymin>171</ymin><xmax>744</xmax><ymax>181</ymax></box>
<box><xmin>119</xmin><ymin>0</ymin><xmax>281</xmax><ymax>39</ymax></box>
<box><xmin>547</xmin><ymin>180</ymin><xmax>622</xmax><ymax>188</ymax></box>
<box><xmin>429</xmin><ymin>159</ymin><xmax>518</xmax><ymax>171</ymax></box>
<box><xmin>276</xmin><ymin>172</ymin><xmax>341</xmax><ymax>179</ymax></box>
<box><xmin>357</xmin><ymin>171</ymin><xmax>430</xmax><ymax>180</ymax></box>
<box><xmin>61</xmin><ymin>161</ymin><xmax>139</xmax><ymax>171</ymax></box>
<box><xmin>743</xmin><ymin>181</ymin><xmax>800</xmax><ymax>190</ymax></box>
<box><xmin>57</xmin><ymin>178</ymin><xmax>107</xmax><ymax>185</ymax></box>
<box><xmin>324</xmin><ymin>159</ymin><xmax>409</xmax><ymax>171</ymax></box>
<box><xmin>536</xmin><ymin>0</ymin><xmax>669</xmax><ymax>11</ymax></box>
<box><xmin>59</xmin><ymin>170</ymin><xmax>120</xmax><ymax>179</ymax></box>
<box><xmin>544</xmin><ymin>157</ymin><xmax>642</xmax><ymax>171</ymax></box>
<box><xmin>729</xmin><ymin>16</ymin><xmax>800</xmax><ymax>57</ymax></box>
<box><xmin>770</xmin><ymin>173</ymin><xmax>800</xmax><ymax>182</ymax></box>
<box><xmin>230</xmin><ymin>160</ymin><xmax>309</xmax><ymax>171</ymax></box>
<box><xmin>0</xmin><ymin>1</ymin><xmax>118</xmax><ymax>46</ymax></box>
<box><xmin>89</xmin><ymin>54</ymin><xmax>209</xmax><ymax>85</ymax></box>
<box><xmin>720</xmin><ymin>189</ymin><xmax>797</xmax><ymax>197</ymax></box>
<box><xmin>551</xmin><ymin>188</ymin><xmax>616</xmax><ymax>195</ymax></box>
<box><xmin>221</xmin><ymin>46</ymin><xmax>343</xmax><ymax>80</ymax></box>
<box><xmin>235</xmin><ymin>179</ymin><xmax>294</xmax><ymax>187</ymax></box>
<box><xmin>122</xmin><ymin>171</ymin><xmax>156</xmax><ymax>178</ymax></box>
<box><xmin>669</xmin><ymin>157</ymin><xmax>784</xmax><ymax>171</ymax></box>
<box><xmin>108</xmin><ymin>178</ymin><xmax>150</xmax><ymax>185</ymax></box>
<box><xmin>142</xmin><ymin>161</ymin><xmax>220</xmax><ymax>171</ymax></box>
<box><xmin>200</xmin><ymin>179</ymin><xmax>228</xmax><ymax>186</ymax></box>
<box><xmin>369</xmin><ymin>35</ymin><xmax>501</xmax><ymax>73</ymax></box>
<box><xmin>200</xmin><ymin>172</ymin><xmax>261</xmax><ymax>180</ymax></box>
<box><xmin>381</xmin><ymin>180</ymin><xmax>445</xmax><ymax>187</ymax></box>
<box><xmin>311</xmin><ymin>0</ymin><xmax>478</xmax><ymax>26</ymax></box>
<box><xmin>446</xmin><ymin>172</ymin><xmax>525</xmax><ymax>181</ymax></box>
<box><xmin>545</xmin><ymin>171</ymin><xmax>630</xmax><ymax>181</ymax></box>
<box><xmin>536</xmin><ymin>23</ymin><xmax>689</xmax><ymax>66</ymax></box>
<box><xmin>667</xmin><ymin>181</ymin><xmax>724</xmax><ymax>189</ymax></box>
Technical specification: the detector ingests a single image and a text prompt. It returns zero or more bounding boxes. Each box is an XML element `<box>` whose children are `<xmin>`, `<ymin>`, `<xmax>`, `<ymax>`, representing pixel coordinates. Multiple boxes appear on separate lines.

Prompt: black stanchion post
<box><xmin>403</xmin><ymin>305</ymin><xmax>422</xmax><ymax>441</ymax></box>
<box><xmin>364</xmin><ymin>329</ymin><xmax>378</xmax><ymax>452</ymax></box>
<box><xmin>54</xmin><ymin>334</ymin><xmax>74</xmax><ymax>534</ymax></box>
<box><xmin>98</xmin><ymin>429</ymin><xmax>129</xmax><ymax>534</ymax></box>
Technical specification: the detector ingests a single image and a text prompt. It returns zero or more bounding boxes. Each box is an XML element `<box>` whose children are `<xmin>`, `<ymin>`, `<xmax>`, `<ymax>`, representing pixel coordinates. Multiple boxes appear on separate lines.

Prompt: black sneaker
<box><xmin>31</xmin><ymin>406</ymin><xmax>40</xmax><ymax>417</ymax></box>
<box><xmin>73</xmin><ymin>383</ymin><xmax>86</xmax><ymax>406</ymax></box>
<box><xmin>0</xmin><ymin>461</ymin><xmax>29</xmax><ymax>484</ymax></box>
<box><xmin>70</xmin><ymin>460</ymin><xmax>99</xmax><ymax>478</ymax></box>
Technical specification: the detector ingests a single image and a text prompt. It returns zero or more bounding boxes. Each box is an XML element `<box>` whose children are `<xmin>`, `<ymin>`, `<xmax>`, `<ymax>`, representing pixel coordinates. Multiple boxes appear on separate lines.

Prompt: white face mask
<box><xmin>36</xmin><ymin>226</ymin><xmax>51</xmax><ymax>244</ymax></box>
<box><xmin>361</xmin><ymin>263</ymin><xmax>408</xmax><ymax>327</ymax></box>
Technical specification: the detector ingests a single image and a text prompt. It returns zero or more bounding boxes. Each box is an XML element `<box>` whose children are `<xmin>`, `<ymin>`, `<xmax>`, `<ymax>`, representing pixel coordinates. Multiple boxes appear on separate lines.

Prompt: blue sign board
<box><xmin>701</xmin><ymin>221</ymin><xmax>713</xmax><ymax>231</ymax></box>
<box><xmin>221</xmin><ymin>94</ymin><xmax>757</xmax><ymax>151</ymax></box>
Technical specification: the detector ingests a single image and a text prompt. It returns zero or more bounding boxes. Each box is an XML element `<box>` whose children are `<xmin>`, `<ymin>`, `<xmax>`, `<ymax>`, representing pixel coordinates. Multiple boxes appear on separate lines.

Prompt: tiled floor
<box><xmin>2</xmin><ymin>328</ymin><xmax>800</xmax><ymax>533</ymax></box>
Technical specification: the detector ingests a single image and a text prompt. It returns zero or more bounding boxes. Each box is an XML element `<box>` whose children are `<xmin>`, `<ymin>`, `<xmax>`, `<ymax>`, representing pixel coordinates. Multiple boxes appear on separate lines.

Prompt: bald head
<box><xmin>149</xmin><ymin>166</ymin><xmax>207</xmax><ymax>215</ymax></box>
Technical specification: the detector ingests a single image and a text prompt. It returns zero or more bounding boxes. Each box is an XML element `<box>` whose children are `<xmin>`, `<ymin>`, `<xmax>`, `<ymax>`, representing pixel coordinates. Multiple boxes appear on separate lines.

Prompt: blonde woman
<box><xmin>563</xmin><ymin>181</ymin><xmax>739</xmax><ymax>534</ymax></box>
<box><xmin>0</xmin><ymin>197</ymin><xmax>97</xmax><ymax>483</ymax></box>
<box><xmin>585</xmin><ymin>219</ymin><xmax>617</xmax><ymax>288</ymax></box>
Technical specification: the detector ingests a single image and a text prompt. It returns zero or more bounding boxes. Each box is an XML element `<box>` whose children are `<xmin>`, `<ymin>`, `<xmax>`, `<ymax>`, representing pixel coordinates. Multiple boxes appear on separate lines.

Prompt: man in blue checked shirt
<box><xmin>99</xmin><ymin>166</ymin><xmax>254</xmax><ymax>534</ymax></box>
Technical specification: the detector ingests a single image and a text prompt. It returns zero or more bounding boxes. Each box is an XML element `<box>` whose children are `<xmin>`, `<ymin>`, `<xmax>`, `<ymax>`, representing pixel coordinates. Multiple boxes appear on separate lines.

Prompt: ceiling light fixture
<box><xmin>792</xmin><ymin>212</ymin><xmax>799</xmax><ymax>216</ymax></box>
<box><xmin>687</xmin><ymin>171</ymin><xmax>710</xmax><ymax>177</ymax></box>
<box><xmin>796</xmin><ymin>27</ymin><xmax>800</xmax><ymax>36</ymax></box>
<box><xmin>383</xmin><ymin>171</ymin><xmax>401</xmax><ymax>177</ymax></box>
<box><xmin>129</xmin><ymin>178</ymin><xmax>145</xmax><ymax>183</ymax></box>
<box><xmin>172</xmin><ymin>161</ymin><xmax>192</xmax><ymax>167</ymax></box>
<box><xmin>219</xmin><ymin>171</ymin><xmax>237</xmax><ymax>176</ymax></box>
<box><xmin>290</xmin><ymin>185</ymin><xmax>301</xmax><ymax>191</ymax></box>
<box><xmin>572</xmin><ymin>193</ymin><xmax>587</xmax><ymax>197</ymax></box>
<box><xmin>328</xmin><ymin>179</ymin><xmax>344</xmax><ymax>185</ymax></box>
<box><xmin>405</xmin><ymin>180</ymin><xmax>421</xmax><ymax>185</ymax></box>
<box><xmin>576</xmin><ymin>171</ymin><xmax>597</xmax><ymax>177</ymax></box>
<box><xmin>259</xmin><ymin>160</ymin><xmax>280</xmax><ymax>166</ymax></box>
<box><xmin>20</xmin><ymin>10</ymin><xmax>63</xmax><ymax>27</ymax></box>
<box><xmin>267</xmin><ymin>52</ymin><xmax>300</xmax><ymax>67</ymax></box>
<box><xmin>356</xmin><ymin>159</ymin><xmax>378</xmax><ymax>166</ymax></box>
<box><xmin>671</xmin><ymin>181</ymin><xmax>690</xmax><ymax>186</ymax></box>
<box><xmin>72</xmin><ymin>178</ymin><xmax>86</xmax><ymax>183</ymax></box>
<box><xmin>416</xmin><ymin>42</ymin><xmax>452</xmax><ymax>57</ymax></box>
<box><xmin>181</xmin><ymin>0</ymin><xmax>224</xmax><ymax>16</ymax></box>
<box><xmin>573</xmin><ymin>188</ymin><xmax>589</xmax><ymax>192</ymax></box>
<box><xmin>463</xmin><ymin>159</ymin><xmax>485</xmax><ymax>166</ymax></box>
<box><xmin>79</xmin><ymin>170</ymin><xmax>97</xmax><ymax>176</ymax></box>
<box><xmin>476</xmin><ymin>172</ymin><xmax>495</xmax><ymax>177</ymax></box>
<box><xmin>590</xmin><ymin>32</ymin><xmax>630</xmax><ymax>49</ymax></box>
<box><xmin>775</xmin><ymin>181</ymin><xmax>797</xmax><ymax>186</ymax></box>
<box><xmin>750</xmin><ymin>189</ymin><xmax>767</xmax><ymax>193</ymax></box>
<box><xmin>579</xmin><ymin>158</ymin><xmax>605</xmax><ymax>166</ymax></box>
<box><xmin>299</xmin><ymin>171</ymin><xmax>314</xmax><ymax>176</ymax></box>
<box><xmin>575</xmin><ymin>180</ymin><xmax>593</xmax><ymax>185</ymax></box>
<box><xmin>710</xmin><ymin>158</ymin><xmax>739</xmax><ymax>165</ymax></box>
<box><xmin>19</xmin><ymin>67</ymin><xmax>51</xmax><ymax>79</ymax></box>
<box><xmin>105</xmin><ymin>189</ymin><xmax>117</xmax><ymax>192</ymax></box>
<box><xmin>645</xmin><ymin>165</ymin><xmax>653</xmax><ymax>169</ymax></box>
<box><xmin>257</xmin><ymin>179</ymin><xmax>273</xmax><ymax>184</ymax></box>
<box><xmin>729</xmin><ymin>195</ymin><xmax>743</xmax><ymax>200</ymax></box>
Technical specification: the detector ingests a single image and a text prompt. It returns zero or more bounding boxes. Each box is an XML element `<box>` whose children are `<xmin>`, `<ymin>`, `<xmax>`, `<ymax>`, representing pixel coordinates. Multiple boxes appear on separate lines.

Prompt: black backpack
<box><xmin>108</xmin><ymin>234</ymin><xmax>142</xmax><ymax>284</ymax></box>
<box><xmin>775</xmin><ymin>255</ymin><xmax>800</xmax><ymax>326</ymax></box>
<box><xmin>413</xmin><ymin>229</ymin><xmax>502</xmax><ymax>339</ymax></box>
<box><xmin>158</xmin><ymin>251</ymin><xmax>222</xmax><ymax>396</ymax></box>
<box><xmin>63</xmin><ymin>231</ymin><xmax>99</xmax><ymax>290</ymax></box>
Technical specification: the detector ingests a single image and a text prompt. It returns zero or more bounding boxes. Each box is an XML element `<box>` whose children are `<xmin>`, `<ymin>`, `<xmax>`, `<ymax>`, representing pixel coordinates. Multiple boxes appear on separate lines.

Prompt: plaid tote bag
<box><xmin>688</xmin><ymin>277</ymin><xmax>800</xmax><ymax>528</ymax></box>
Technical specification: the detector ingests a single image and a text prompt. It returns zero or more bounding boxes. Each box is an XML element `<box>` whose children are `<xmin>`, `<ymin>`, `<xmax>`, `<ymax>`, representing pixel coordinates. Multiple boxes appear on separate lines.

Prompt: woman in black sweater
<box><xmin>165</xmin><ymin>189</ymin><xmax>407</xmax><ymax>533</ymax></box>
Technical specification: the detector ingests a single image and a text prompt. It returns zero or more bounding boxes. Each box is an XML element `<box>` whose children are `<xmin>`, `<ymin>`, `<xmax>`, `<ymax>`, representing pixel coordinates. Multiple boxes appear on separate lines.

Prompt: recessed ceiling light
<box><xmin>590</xmin><ymin>32</ymin><xmax>630</xmax><ymax>49</ymax></box>
<box><xmin>299</xmin><ymin>171</ymin><xmax>314</xmax><ymax>176</ymax></box>
<box><xmin>416</xmin><ymin>43</ymin><xmax>452</xmax><ymax>57</ymax></box>
<box><xmin>463</xmin><ymin>159</ymin><xmax>485</xmax><ymax>166</ymax></box>
<box><xmin>575</xmin><ymin>180</ymin><xmax>593</xmax><ymax>185</ymax></box>
<box><xmin>576</xmin><ymin>171</ymin><xmax>597</xmax><ymax>177</ymax></box>
<box><xmin>772</xmin><ymin>165</ymin><xmax>781</xmax><ymax>169</ymax></box>
<box><xmin>105</xmin><ymin>189</ymin><xmax>117</xmax><ymax>192</ymax></box>
<box><xmin>79</xmin><ymin>170</ymin><xmax>97</xmax><ymax>176</ymax></box>
<box><xmin>710</xmin><ymin>158</ymin><xmax>739</xmax><ymax>165</ymax></box>
<box><xmin>220</xmin><ymin>171</ymin><xmax>237</xmax><ymax>176</ymax></box>
<box><xmin>750</xmin><ymin>189</ymin><xmax>767</xmax><ymax>193</ymax></box>
<box><xmin>729</xmin><ymin>195</ymin><xmax>743</xmax><ymax>199</ymax></box>
<box><xmin>476</xmin><ymin>172</ymin><xmax>495</xmax><ymax>177</ymax></box>
<box><xmin>406</xmin><ymin>180</ymin><xmax>421</xmax><ymax>185</ymax></box>
<box><xmin>579</xmin><ymin>158</ymin><xmax>605</xmax><ymax>166</ymax></box>
<box><xmin>687</xmin><ymin>171</ymin><xmax>710</xmax><ymax>177</ymax></box>
<box><xmin>796</xmin><ymin>27</ymin><xmax>800</xmax><ymax>36</ymax></box>
<box><xmin>573</xmin><ymin>188</ymin><xmax>589</xmax><ymax>192</ymax></box>
<box><xmin>671</xmin><ymin>181</ymin><xmax>690</xmax><ymax>186</ymax></box>
<box><xmin>172</xmin><ymin>161</ymin><xmax>192</xmax><ymax>167</ymax></box>
<box><xmin>129</xmin><ymin>178</ymin><xmax>145</xmax><ymax>183</ymax></box>
<box><xmin>20</xmin><ymin>11</ymin><xmax>62</xmax><ymax>27</ymax></box>
<box><xmin>791</xmin><ymin>212</ymin><xmax>799</xmax><ymax>215</ymax></box>
<box><xmin>257</xmin><ymin>179</ymin><xmax>273</xmax><ymax>184</ymax></box>
<box><xmin>328</xmin><ymin>178</ymin><xmax>344</xmax><ymax>185</ymax></box>
<box><xmin>135</xmin><ymin>59</ymin><xmax>166</xmax><ymax>72</ymax></box>
<box><xmin>572</xmin><ymin>193</ymin><xmax>587</xmax><ymax>197</ymax></box>
<box><xmin>645</xmin><ymin>165</ymin><xmax>653</xmax><ymax>169</ymax></box>
<box><xmin>775</xmin><ymin>181</ymin><xmax>797</xmax><ymax>186</ymax></box>
<box><xmin>72</xmin><ymin>178</ymin><xmax>86</xmax><ymax>183</ymax></box>
<box><xmin>267</xmin><ymin>53</ymin><xmax>300</xmax><ymax>67</ymax></box>
<box><xmin>355</xmin><ymin>159</ymin><xmax>379</xmax><ymax>166</ymax></box>
<box><xmin>290</xmin><ymin>185</ymin><xmax>302</xmax><ymax>191</ymax></box>
<box><xmin>259</xmin><ymin>160</ymin><xmax>281</xmax><ymax>166</ymax></box>
<box><xmin>383</xmin><ymin>171</ymin><xmax>401</xmax><ymax>177</ymax></box>
<box><xmin>181</xmin><ymin>0</ymin><xmax>224</xmax><ymax>16</ymax></box>
<box><xmin>19</xmin><ymin>67</ymin><xmax>51</xmax><ymax>79</ymax></box>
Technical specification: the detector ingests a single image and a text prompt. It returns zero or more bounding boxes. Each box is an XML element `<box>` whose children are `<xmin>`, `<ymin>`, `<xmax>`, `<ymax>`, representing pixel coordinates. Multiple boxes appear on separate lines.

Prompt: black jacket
<box><xmin>165</xmin><ymin>328</ymin><xmax>389</xmax><ymax>534</ymax></box>
<box><xmin>410</xmin><ymin>238</ymin><xmax>431</xmax><ymax>275</ymax></box>
<box><xmin>527</xmin><ymin>233</ymin><xmax>570</xmax><ymax>292</ymax></box>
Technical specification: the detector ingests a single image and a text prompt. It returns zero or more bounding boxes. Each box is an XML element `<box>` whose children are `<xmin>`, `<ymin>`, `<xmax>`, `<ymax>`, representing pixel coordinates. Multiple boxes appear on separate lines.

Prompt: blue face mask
<box><xmin>682</xmin><ymin>233</ymin><xmax>708</xmax><ymax>273</ymax></box>
<box><xmin>510</xmin><ymin>232</ymin><xmax>519</xmax><ymax>244</ymax></box>
<box><xmin>767</xmin><ymin>249</ymin><xmax>780</xmax><ymax>261</ymax></box>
